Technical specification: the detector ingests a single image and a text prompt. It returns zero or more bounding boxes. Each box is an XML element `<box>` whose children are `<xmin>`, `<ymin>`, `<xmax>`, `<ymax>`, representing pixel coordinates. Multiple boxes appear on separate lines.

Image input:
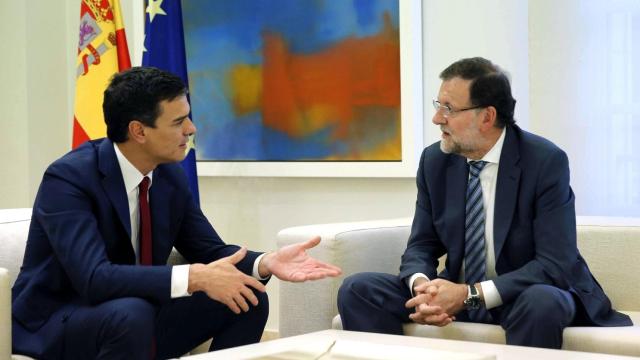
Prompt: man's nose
<box><xmin>432</xmin><ymin>112</ymin><xmax>446</xmax><ymax>125</ymax></box>
<box><xmin>184</xmin><ymin>118</ymin><xmax>197</xmax><ymax>135</ymax></box>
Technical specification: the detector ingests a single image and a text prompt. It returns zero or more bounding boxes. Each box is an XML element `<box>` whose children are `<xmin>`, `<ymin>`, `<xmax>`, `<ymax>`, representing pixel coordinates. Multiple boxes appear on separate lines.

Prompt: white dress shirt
<box><xmin>409</xmin><ymin>128</ymin><xmax>506</xmax><ymax>309</ymax></box>
<box><xmin>113</xmin><ymin>144</ymin><xmax>266</xmax><ymax>299</ymax></box>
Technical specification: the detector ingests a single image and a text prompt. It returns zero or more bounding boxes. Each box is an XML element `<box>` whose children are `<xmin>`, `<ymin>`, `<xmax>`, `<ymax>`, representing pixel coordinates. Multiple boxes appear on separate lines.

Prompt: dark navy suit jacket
<box><xmin>12</xmin><ymin>138</ymin><xmax>263</xmax><ymax>359</ymax></box>
<box><xmin>399</xmin><ymin>125</ymin><xmax>631</xmax><ymax>327</ymax></box>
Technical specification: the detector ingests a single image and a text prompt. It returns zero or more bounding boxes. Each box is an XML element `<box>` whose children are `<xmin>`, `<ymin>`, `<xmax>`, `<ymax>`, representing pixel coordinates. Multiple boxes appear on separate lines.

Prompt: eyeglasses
<box><xmin>432</xmin><ymin>99</ymin><xmax>485</xmax><ymax>118</ymax></box>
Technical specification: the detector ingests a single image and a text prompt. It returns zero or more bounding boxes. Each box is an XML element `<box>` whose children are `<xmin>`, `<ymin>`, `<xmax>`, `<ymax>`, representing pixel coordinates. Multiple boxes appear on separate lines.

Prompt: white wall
<box><xmin>422</xmin><ymin>0</ymin><xmax>529</xmax><ymax>143</ymax></box>
<box><xmin>0</xmin><ymin>2</ymin><xmax>29</xmax><ymax>208</ymax></box>
<box><xmin>529</xmin><ymin>0</ymin><xmax>640</xmax><ymax>216</ymax></box>
<box><xmin>18</xmin><ymin>0</ymin><xmax>640</xmax><ymax>329</ymax></box>
<box><xmin>1</xmin><ymin>1</ymin><xmax>67</xmax><ymax>207</ymax></box>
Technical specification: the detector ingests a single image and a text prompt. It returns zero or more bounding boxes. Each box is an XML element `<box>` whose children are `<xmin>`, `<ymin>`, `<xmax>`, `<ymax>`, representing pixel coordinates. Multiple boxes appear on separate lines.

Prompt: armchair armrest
<box><xmin>165</xmin><ymin>250</ymin><xmax>213</xmax><ymax>355</ymax></box>
<box><xmin>167</xmin><ymin>248</ymin><xmax>188</xmax><ymax>266</ymax></box>
<box><xmin>277</xmin><ymin>218</ymin><xmax>412</xmax><ymax>337</ymax></box>
<box><xmin>1</xmin><ymin>268</ymin><xmax>11</xmax><ymax>359</ymax></box>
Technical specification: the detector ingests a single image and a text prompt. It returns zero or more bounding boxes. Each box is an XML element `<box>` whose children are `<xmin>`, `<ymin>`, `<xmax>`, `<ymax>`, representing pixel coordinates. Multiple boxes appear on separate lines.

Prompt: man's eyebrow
<box><xmin>171</xmin><ymin>114</ymin><xmax>189</xmax><ymax>124</ymax></box>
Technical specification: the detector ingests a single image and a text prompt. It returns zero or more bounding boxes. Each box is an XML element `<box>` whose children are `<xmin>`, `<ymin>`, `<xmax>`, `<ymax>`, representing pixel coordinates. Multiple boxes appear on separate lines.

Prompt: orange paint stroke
<box><xmin>261</xmin><ymin>12</ymin><xmax>400</xmax><ymax>139</ymax></box>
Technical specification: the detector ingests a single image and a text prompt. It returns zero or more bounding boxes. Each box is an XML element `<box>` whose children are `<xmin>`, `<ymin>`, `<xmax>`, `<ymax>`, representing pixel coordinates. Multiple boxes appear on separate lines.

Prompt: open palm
<box><xmin>267</xmin><ymin>236</ymin><xmax>342</xmax><ymax>282</ymax></box>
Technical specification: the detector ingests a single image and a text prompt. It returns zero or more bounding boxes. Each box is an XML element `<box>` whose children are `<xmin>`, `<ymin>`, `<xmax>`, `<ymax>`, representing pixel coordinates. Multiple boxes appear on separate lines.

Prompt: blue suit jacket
<box><xmin>399</xmin><ymin>125</ymin><xmax>631</xmax><ymax>327</ymax></box>
<box><xmin>12</xmin><ymin>138</ymin><xmax>263</xmax><ymax>359</ymax></box>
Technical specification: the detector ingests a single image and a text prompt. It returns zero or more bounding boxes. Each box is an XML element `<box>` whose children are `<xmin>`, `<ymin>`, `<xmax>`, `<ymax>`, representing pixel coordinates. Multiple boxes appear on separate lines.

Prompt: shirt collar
<box><xmin>468</xmin><ymin>127</ymin><xmax>506</xmax><ymax>165</ymax></box>
<box><xmin>113</xmin><ymin>143</ymin><xmax>153</xmax><ymax>193</ymax></box>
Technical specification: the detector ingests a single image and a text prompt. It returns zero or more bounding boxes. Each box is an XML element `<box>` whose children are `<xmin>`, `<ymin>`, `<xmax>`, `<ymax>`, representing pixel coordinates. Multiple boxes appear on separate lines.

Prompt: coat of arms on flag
<box><xmin>73</xmin><ymin>0</ymin><xmax>131</xmax><ymax>149</ymax></box>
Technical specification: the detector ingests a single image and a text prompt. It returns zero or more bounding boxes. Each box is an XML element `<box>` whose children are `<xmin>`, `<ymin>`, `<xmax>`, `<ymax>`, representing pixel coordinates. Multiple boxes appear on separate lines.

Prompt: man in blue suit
<box><xmin>338</xmin><ymin>57</ymin><xmax>631</xmax><ymax>348</ymax></box>
<box><xmin>12</xmin><ymin>67</ymin><xmax>341</xmax><ymax>359</ymax></box>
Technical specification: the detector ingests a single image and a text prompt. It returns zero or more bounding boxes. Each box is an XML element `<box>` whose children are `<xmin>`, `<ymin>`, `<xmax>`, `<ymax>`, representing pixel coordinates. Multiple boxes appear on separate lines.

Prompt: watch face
<box><xmin>464</xmin><ymin>285</ymin><xmax>480</xmax><ymax>309</ymax></box>
<box><xmin>464</xmin><ymin>296</ymin><xmax>481</xmax><ymax>310</ymax></box>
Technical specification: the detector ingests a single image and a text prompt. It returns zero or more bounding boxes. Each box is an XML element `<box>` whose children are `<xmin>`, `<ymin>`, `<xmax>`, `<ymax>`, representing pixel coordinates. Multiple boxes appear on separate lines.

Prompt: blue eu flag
<box><xmin>143</xmin><ymin>0</ymin><xmax>200</xmax><ymax>205</ymax></box>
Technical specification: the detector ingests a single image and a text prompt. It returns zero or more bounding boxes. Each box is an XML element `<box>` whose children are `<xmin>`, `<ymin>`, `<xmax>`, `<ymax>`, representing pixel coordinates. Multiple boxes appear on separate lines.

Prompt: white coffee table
<box><xmin>178</xmin><ymin>329</ymin><xmax>637</xmax><ymax>359</ymax></box>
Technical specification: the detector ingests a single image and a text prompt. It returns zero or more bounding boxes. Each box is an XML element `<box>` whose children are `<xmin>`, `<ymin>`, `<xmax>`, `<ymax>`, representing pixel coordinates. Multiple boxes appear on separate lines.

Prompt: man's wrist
<box><xmin>257</xmin><ymin>252</ymin><xmax>272</xmax><ymax>278</ymax></box>
<box><xmin>412</xmin><ymin>276</ymin><xmax>428</xmax><ymax>293</ymax></box>
<box><xmin>408</xmin><ymin>273</ymin><xmax>429</xmax><ymax>296</ymax></box>
<box><xmin>463</xmin><ymin>284</ymin><xmax>483</xmax><ymax>310</ymax></box>
<box><xmin>187</xmin><ymin>263</ymin><xmax>205</xmax><ymax>294</ymax></box>
<box><xmin>460</xmin><ymin>283</ymin><xmax>469</xmax><ymax>305</ymax></box>
<box><xmin>474</xmin><ymin>282</ymin><xmax>485</xmax><ymax>303</ymax></box>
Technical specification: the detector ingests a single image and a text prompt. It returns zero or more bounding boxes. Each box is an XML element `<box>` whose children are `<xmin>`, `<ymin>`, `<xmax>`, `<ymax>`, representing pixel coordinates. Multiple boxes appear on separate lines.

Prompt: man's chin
<box><xmin>166</xmin><ymin>153</ymin><xmax>188</xmax><ymax>164</ymax></box>
<box><xmin>440</xmin><ymin>141</ymin><xmax>453</xmax><ymax>154</ymax></box>
<box><xmin>440</xmin><ymin>140</ymin><xmax>466</xmax><ymax>156</ymax></box>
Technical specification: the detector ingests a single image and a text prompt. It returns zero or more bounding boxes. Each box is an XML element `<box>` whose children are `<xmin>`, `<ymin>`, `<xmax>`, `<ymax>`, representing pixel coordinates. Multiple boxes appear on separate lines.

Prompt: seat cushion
<box><xmin>12</xmin><ymin>355</ymin><xmax>35</xmax><ymax>360</ymax></box>
<box><xmin>333</xmin><ymin>312</ymin><xmax>640</xmax><ymax>357</ymax></box>
<box><xmin>560</xmin><ymin>311</ymin><xmax>640</xmax><ymax>356</ymax></box>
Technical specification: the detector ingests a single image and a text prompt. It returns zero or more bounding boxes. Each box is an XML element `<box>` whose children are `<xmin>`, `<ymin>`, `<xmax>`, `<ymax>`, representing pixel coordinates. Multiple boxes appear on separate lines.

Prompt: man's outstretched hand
<box><xmin>258</xmin><ymin>236</ymin><xmax>342</xmax><ymax>282</ymax></box>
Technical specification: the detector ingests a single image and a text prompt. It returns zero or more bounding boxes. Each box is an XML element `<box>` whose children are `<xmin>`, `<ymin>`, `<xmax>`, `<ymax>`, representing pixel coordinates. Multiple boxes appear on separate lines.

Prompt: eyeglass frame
<box><xmin>432</xmin><ymin>99</ymin><xmax>486</xmax><ymax>118</ymax></box>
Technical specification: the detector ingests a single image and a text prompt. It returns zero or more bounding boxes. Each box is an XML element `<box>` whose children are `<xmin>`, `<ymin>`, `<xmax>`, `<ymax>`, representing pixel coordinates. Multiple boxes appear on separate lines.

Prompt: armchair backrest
<box><xmin>576</xmin><ymin>222</ymin><xmax>640</xmax><ymax>312</ymax></box>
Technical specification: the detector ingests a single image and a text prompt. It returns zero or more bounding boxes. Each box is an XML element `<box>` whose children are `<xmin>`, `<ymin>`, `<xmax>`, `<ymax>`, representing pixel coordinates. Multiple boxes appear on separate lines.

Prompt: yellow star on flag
<box><xmin>186</xmin><ymin>134</ymin><xmax>196</xmax><ymax>155</ymax></box>
<box><xmin>146</xmin><ymin>0</ymin><xmax>167</xmax><ymax>23</ymax></box>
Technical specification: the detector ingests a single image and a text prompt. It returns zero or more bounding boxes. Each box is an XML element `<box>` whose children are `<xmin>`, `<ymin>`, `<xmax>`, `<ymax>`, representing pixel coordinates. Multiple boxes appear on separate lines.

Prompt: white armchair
<box><xmin>0</xmin><ymin>208</ymin><xmax>33</xmax><ymax>359</ymax></box>
<box><xmin>0</xmin><ymin>208</ymin><xmax>209</xmax><ymax>358</ymax></box>
<box><xmin>277</xmin><ymin>217</ymin><xmax>640</xmax><ymax>357</ymax></box>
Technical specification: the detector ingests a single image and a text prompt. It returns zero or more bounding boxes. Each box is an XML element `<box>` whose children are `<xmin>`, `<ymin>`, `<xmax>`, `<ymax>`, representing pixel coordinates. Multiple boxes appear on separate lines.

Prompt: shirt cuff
<box><xmin>171</xmin><ymin>264</ymin><xmax>191</xmax><ymax>298</ymax></box>
<box><xmin>480</xmin><ymin>280</ymin><xmax>503</xmax><ymax>309</ymax></box>
<box><xmin>407</xmin><ymin>273</ymin><xmax>430</xmax><ymax>296</ymax></box>
<box><xmin>252</xmin><ymin>253</ymin><xmax>270</xmax><ymax>280</ymax></box>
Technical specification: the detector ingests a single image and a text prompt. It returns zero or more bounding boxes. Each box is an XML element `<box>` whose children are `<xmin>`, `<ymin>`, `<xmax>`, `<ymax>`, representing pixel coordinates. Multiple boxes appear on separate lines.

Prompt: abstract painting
<box><xmin>183</xmin><ymin>0</ymin><xmax>401</xmax><ymax>161</ymax></box>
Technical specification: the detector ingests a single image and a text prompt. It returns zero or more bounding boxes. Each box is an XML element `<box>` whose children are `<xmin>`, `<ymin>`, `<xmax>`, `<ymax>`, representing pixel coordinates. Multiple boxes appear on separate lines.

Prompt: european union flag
<box><xmin>143</xmin><ymin>0</ymin><xmax>200</xmax><ymax>205</ymax></box>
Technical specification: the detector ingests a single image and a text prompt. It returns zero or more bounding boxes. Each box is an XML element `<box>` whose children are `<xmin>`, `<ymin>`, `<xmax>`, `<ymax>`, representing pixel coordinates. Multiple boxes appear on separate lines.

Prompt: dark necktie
<box><xmin>139</xmin><ymin>176</ymin><xmax>152</xmax><ymax>266</ymax></box>
<box><xmin>465</xmin><ymin>160</ymin><xmax>491</xmax><ymax>322</ymax></box>
<box><xmin>139</xmin><ymin>176</ymin><xmax>157</xmax><ymax>358</ymax></box>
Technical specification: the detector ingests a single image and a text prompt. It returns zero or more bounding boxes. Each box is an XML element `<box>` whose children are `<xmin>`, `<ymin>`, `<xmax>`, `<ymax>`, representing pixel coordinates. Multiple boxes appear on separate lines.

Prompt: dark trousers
<box><xmin>62</xmin><ymin>291</ymin><xmax>268</xmax><ymax>359</ymax></box>
<box><xmin>337</xmin><ymin>272</ymin><xmax>576</xmax><ymax>349</ymax></box>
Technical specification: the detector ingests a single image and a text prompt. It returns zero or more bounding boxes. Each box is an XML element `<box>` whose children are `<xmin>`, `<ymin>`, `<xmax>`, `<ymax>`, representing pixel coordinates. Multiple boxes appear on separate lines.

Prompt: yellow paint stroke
<box><xmin>227</xmin><ymin>64</ymin><xmax>262</xmax><ymax>116</ymax></box>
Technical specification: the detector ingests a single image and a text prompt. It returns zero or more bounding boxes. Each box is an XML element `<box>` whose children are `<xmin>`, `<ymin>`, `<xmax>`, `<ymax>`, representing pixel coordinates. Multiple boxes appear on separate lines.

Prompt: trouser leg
<box><xmin>337</xmin><ymin>272</ymin><xmax>412</xmax><ymax>335</ymax></box>
<box><xmin>63</xmin><ymin>297</ymin><xmax>156</xmax><ymax>360</ymax></box>
<box><xmin>155</xmin><ymin>290</ymin><xmax>269</xmax><ymax>358</ymax></box>
<box><xmin>499</xmin><ymin>284</ymin><xmax>576</xmax><ymax>349</ymax></box>
<box><xmin>63</xmin><ymin>291</ymin><xmax>269</xmax><ymax>360</ymax></box>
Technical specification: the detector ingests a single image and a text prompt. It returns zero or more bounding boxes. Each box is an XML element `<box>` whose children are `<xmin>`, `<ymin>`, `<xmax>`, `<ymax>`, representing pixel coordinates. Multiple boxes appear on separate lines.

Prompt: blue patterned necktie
<box><xmin>465</xmin><ymin>160</ymin><xmax>492</xmax><ymax>322</ymax></box>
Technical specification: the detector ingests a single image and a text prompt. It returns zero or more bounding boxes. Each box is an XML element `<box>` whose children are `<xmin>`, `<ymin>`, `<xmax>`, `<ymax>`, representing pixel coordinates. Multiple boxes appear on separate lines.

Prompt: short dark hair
<box><xmin>103</xmin><ymin>66</ymin><xmax>188</xmax><ymax>142</ymax></box>
<box><xmin>440</xmin><ymin>57</ymin><xmax>516</xmax><ymax>127</ymax></box>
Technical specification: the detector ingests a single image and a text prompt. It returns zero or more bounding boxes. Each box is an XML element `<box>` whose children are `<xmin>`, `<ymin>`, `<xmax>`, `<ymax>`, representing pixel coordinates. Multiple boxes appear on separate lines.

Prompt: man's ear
<box><xmin>481</xmin><ymin>106</ymin><xmax>497</xmax><ymax>130</ymax></box>
<box><xmin>128</xmin><ymin>120</ymin><xmax>146</xmax><ymax>144</ymax></box>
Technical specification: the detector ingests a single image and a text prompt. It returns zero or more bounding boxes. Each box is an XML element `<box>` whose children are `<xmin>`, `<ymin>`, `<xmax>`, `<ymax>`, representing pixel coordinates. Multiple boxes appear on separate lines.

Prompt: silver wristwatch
<box><xmin>463</xmin><ymin>284</ymin><xmax>482</xmax><ymax>310</ymax></box>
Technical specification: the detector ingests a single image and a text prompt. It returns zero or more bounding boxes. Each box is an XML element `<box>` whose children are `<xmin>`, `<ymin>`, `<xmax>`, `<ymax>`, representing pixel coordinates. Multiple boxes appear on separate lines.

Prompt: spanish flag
<box><xmin>72</xmin><ymin>0</ymin><xmax>131</xmax><ymax>148</ymax></box>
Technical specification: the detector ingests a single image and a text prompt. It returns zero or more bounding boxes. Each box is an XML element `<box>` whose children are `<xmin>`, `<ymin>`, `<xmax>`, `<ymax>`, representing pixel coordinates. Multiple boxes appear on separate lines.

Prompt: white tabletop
<box><xmin>179</xmin><ymin>329</ymin><xmax>637</xmax><ymax>359</ymax></box>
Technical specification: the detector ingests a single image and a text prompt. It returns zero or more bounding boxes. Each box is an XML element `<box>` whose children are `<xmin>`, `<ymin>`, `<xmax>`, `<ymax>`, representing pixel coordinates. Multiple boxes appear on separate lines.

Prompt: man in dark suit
<box><xmin>337</xmin><ymin>57</ymin><xmax>631</xmax><ymax>348</ymax></box>
<box><xmin>12</xmin><ymin>67</ymin><xmax>341</xmax><ymax>359</ymax></box>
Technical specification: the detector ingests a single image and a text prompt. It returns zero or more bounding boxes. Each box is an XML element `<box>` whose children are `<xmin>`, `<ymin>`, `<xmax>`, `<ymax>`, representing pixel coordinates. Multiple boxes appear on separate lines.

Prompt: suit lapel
<box><xmin>494</xmin><ymin>126</ymin><xmax>521</xmax><ymax>260</ymax></box>
<box><xmin>445</xmin><ymin>155</ymin><xmax>468</xmax><ymax>279</ymax></box>
<box><xmin>98</xmin><ymin>139</ymin><xmax>132</xmax><ymax>239</ymax></box>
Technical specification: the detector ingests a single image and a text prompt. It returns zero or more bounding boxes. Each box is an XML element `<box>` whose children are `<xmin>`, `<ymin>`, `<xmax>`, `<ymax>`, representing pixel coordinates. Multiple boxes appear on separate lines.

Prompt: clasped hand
<box><xmin>189</xmin><ymin>236</ymin><xmax>341</xmax><ymax>315</ymax></box>
<box><xmin>405</xmin><ymin>278</ymin><xmax>467</xmax><ymax>327</ymax></box>
<box><xmin>188</xmin><ymin>247</ymin><xmax>264</xmax><ymax>314</ymax></box>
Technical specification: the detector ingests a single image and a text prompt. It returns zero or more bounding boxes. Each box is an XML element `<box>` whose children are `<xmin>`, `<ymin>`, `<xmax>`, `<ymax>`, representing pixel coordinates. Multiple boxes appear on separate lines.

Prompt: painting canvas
<box><xmin>183</xmin><ymin>0</ymin><xmax>401</xmax><ymax>161</ymax></box>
